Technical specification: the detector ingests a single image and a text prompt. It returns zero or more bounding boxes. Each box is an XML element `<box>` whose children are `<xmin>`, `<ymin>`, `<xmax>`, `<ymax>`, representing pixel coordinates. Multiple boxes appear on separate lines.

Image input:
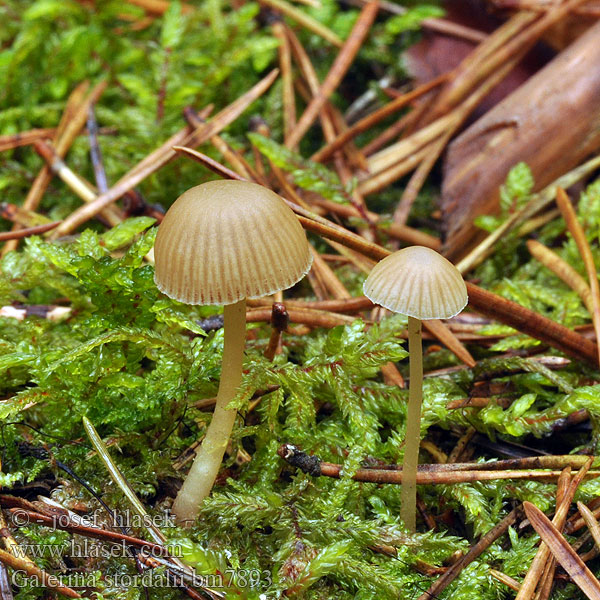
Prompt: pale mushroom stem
<box><xmin>172</xmin><ymin>298</ymin><xmax>246</xmax><ymax>526</ymax></box>
<box><xmin>400</xmin><ymin>316</ymin><xmax>423</xmax><ymax>532</ymax></box>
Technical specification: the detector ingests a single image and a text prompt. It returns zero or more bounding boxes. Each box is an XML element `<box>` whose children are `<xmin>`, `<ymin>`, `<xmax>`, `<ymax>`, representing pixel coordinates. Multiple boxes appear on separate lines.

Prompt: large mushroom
<box><xmin>363</xmin><ymin>246</ymin><xmax>467</xmax><ymax>531</ymax></box>
<box><xmin>154</xmin><ymin>180</ymin><xmax>312</xmax><ymax>525</ymax></box>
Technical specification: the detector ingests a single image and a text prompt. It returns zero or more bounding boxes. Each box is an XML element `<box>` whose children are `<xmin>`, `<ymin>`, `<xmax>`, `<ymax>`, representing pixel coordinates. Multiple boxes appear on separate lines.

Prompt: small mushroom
<box><xmin>154</xmin><ymin>180</ymin><xmax>312</xmax><ymax>525</ymax></box>
<box><xmin>363</xmin><ymin>246</ymin><xmax>467</xmax><ymax>531</ymax></box>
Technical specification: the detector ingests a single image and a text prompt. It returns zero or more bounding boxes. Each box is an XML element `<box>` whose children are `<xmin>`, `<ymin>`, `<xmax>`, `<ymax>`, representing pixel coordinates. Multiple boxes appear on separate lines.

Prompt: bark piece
<box><xmin>441</xmin><ymin>20</ymin><xmax>600</xmax><ymax>260</ymax></box>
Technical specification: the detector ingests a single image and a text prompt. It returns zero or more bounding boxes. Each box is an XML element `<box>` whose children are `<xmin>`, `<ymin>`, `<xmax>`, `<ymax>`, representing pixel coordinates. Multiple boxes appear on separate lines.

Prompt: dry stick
<box><xmin>247</xmin><ymin>296</ymin><xmax>374</xmax><ymax>313</ymax></box>
<box><xmin>0</xmin><ymin>546</ymin><xmax>80</xmax><ymax>599</ymax></box>
<box><xmin>273</xmin><ymin>22</ymin><xmax>297</xmax><ymax>147</ymax></box>
<box><xmin>0</xmin><ymin>222</ymin><xmax>61</xmax><ymax>241</ymax></box>
<box><xmin>285</xmin><ymin>26</ymin><xmax>338</xmax><ymax>144</ymax></box>
<box><xmin>264</xmin><ymin>302</ymin><xmax>289</xmax><ymax>361</ymax></box>
<box><xmin>48</xmin><ymin>70</ymin><xmax>278</xmax><ymax>239</ymax></box>
<box><xmin>367</xmin><ymin>108</ymin><xmax>459</xmax><ymax>175</ymax></box>
<box><xmin>33</xmin><ymin>139</ymin><xmax>124</xmax><ymax>227</ymax></box>
<box><xmin>310</xmin><ymin>73</ymin><xmax>448</xmax><ymax>163</ymax></box>
<box><xmin>516</xmin><ymin>459</ymin><xmax>593</xmax><ymax>600</ymax></box>
<box><xmin>524</xmin><ymin>501</ymin><xmax>600</xmax><ymax>600</ymax></box>
<box><xmin>246</xmin><ymin>307</ymin><xmax>359</xmax><ymax>328</ymax></box>
<box><xmin>527</xmin><ymin>240</ymin><xmax>594</xmax><ymax>314</ymax></box>
<box><xmin>457</xmin><ymin>153</ymin><xmax>600</xmax><ymax>274</ymax></box>
<box><xmin>258</xmin><ymin>0</ymin><xmax>342</xmax><ymax>47</ymax></box>
<box><xmin>279</xmin><ymin>447</ymin><xmax>600</xmax><ymax>484</ymax></box>
<box><xmin>416</xmin><ymin>508</ymin><xmax>521</xmax><ymax>600</ymax></box>
<box><xmin>285</xmin><ymin>0</ymin><xmax>379</xmax><ymax>148</ymax></box>
<box><xmin>182</xmin><ymin>106</ymin><xmax>263</xmax><ymax>184</ymax></box>
<box><xmin>555</xmin><ymin>187</ymin><xmax>600</xmax><ymax>367</ymax></box>
<box><xmin>327</xmin><ymin>103</ymin><xmax>370</xmax><ymax>174</ymax></box>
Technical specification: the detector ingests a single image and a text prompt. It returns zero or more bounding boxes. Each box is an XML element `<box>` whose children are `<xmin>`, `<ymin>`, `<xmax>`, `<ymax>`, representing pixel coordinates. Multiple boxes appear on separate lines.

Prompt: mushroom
<box><xmin>154</xmin><ymin>180</ymin><xmax>312</xmax><ymax>525</ymax></box>
<box><xmin>363</xmin><ymin>246</ymin><xmax>467</xmax><ymax>531</ymax></box>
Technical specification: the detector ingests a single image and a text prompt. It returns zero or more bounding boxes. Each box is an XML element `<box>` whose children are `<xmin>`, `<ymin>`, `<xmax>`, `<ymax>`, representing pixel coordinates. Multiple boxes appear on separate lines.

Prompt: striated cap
<box><xmin>154</xmin><ymin>180</ymin><xmax>313</xmax><ymax>305</ymax></box>
<box><xmin>363</xmin><ymin>246</ymin><xmax>467</xmax><ymax>320</ymax></box>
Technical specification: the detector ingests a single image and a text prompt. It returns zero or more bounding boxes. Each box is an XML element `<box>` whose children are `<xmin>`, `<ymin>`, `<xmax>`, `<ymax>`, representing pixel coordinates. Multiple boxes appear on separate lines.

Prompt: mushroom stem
<box><xmin>172</xmin><ymin>298</ymin><xmax>246</xmax><ymax>526</ymax></box>
<box><xmin>401</xmin><ymin>316</ymin><xmax>423</xmax><ymax>532</ymax></box>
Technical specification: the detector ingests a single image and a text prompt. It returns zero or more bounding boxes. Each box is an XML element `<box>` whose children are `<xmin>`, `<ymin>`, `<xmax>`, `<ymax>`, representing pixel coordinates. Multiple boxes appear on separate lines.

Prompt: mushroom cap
<box><xmin>154</xmin><ymin>180</ymin><xmax>313</xmax><ymax>305</ymax></box>
<box><xmin>363</xmin><ymin>246</ymin><xmax>467</xmax><ymax>319</ymax></box>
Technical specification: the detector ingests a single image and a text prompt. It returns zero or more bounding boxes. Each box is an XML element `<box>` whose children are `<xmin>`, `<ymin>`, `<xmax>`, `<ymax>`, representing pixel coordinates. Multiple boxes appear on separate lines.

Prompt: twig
<box><xmin>246</xmin><ymin>307</ymin><xmax>359</xmax><ymax>328</ymax></box>
<box><xmin>0</xmin><ymin>222</ymin><xmax>61</xmax><ymax>241</ymax></box>
<box><xmin>285</xmin><ymin>0</ymin><xmax>379</xmax><ymax>148</ymax></box>
<box><xmin>415</xmin><ymin>508</ymin><xmax>522</xmax><ymax>600</ymax></box>
<box><xmin>82</xmin><ymin>417</ymin><xmax>171</xmax><ymax>548</ymax></box>
<box><xmin>277</xmin><ymin>445</ymin><xmax>600</xmax><ymax>484</ymax></box>
<box><xmin>555</xmin><ymin>187</ymin><xmax>600</xmax><ymax>367</ymax></box>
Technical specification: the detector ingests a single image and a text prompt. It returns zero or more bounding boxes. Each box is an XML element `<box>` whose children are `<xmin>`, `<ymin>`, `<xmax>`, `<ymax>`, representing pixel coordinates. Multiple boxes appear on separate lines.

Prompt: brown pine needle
<box><xmin>415</xmin><ymin>508</ymin><xmax>521</xmax><ymax>600</ymax></box>
<box><xmin>577</xmin><ymin>502</ymin><xmax>600</xmax><ymax>551</ymax></box>
<box><xmin>524</xmin><ymin>501</ymin><xmax>600</xmax><ymax>600</ymax></box>
<box><xmin>272</xmin><ymin>22</ymin><xmax>297</xmax><ymax>146</ymax></box>
<box><xmin>423</xmin><ymin>319</ymin><xmax>475</xmax><ymax>367</ymax></box>
<box><xmin>555</xmin><ymin>187</ymin><xmax>600</xmax><ymax>367</ymax></box>
<box><xmin>49</xmin><ymin>70</ymin><xmax>278</xmax><ymax>239</ymax></box>
<box><xmin>3</xmin><ymin>81</ymin><xmax>106</xmax><ymax>256</ymax></box>
<box><xmin>310</xmin><ymin>73</ymin><xmax>448</xmax><ymax>163</ymax></box>
<box><xmin>0</xmin><ymin>128</ymin><xmax>55</xmax><ymax>152</ymax></box>
<box><xmin>527</xmin><ymin>239</ymin><xmax>594</xmax><ymax>315</ymax></box>
<box><xmin>0</xmin><ymin>222</ymin><xmax>61</xmax><ymax>241</ymax></box>
<box><xmin>285</xmin><ymin>0</ymin><xmax>379</xmax><ymax>148</ymax></box>
<box><xmin>516</xmin><ymin>460</ymin><xmax>592</xmax><ymax>600</ymax></box>
<box><xmin>258</xmin><ymin>0</ymin><xmax>343</xmax><ymax>47</ymax></box>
